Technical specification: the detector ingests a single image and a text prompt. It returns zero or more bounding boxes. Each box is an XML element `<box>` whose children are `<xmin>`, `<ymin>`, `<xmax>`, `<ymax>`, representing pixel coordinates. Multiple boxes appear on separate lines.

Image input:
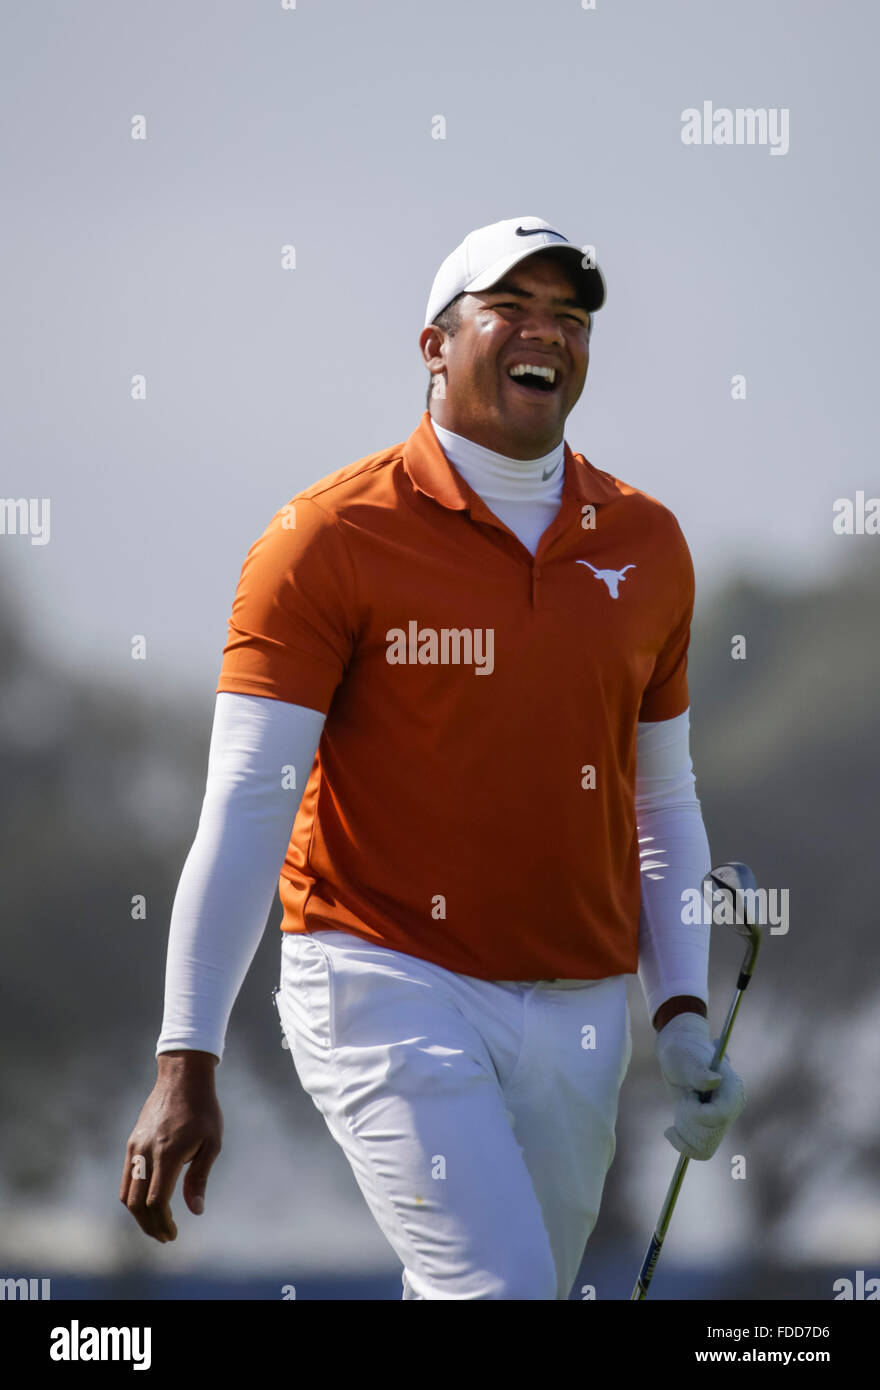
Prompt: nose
<box><xmin>518</xmin><ymin>310</ymin><xmax>565</xmax><ymax>347</ymax></box>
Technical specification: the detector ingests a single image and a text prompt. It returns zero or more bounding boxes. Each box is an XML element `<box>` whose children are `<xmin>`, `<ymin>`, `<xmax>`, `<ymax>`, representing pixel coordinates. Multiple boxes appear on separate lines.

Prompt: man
<box><xmin>121</xmin><ymin>215</ymin><xmax>745</xmax><ymax>1300</ymax></box>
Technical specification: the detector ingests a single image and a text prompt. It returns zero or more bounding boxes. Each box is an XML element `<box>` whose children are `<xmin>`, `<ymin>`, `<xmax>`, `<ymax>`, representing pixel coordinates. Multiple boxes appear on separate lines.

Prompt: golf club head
<box><xmin>703</xmin><ymin>861</ymin><xmax>763</xmax><ymax>977</ymax></box>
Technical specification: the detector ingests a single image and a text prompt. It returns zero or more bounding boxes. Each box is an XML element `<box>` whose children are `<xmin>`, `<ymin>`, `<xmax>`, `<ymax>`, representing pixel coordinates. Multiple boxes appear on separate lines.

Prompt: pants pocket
<box><xmin>279</xmin><ymin>932</ymin><xmax>336</xmax><ymax>1051</ymax></box>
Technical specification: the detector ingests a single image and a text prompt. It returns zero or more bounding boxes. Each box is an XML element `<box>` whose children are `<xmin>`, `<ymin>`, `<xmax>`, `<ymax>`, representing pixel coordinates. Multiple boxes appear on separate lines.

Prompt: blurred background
<box><xmin>1</xmin><ymin>0</ymin><xmax>877</xmax><ymax>1299</ymax></box>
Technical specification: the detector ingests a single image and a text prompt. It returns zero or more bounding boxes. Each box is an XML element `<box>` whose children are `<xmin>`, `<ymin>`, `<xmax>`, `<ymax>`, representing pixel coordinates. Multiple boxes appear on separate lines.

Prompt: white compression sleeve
<box><xmin>635</xmin><ymin>709</ymin><xmax>712</xmax><ymax>1024</ymax></box>
<box><xmin>156</xmin><ymin>692</ymin><xmax>325</xmax><ymax>1062</ymax></box>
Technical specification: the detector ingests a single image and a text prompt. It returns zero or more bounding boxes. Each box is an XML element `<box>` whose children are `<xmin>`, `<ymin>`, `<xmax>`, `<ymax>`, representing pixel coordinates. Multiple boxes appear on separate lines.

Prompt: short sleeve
<box><xmin>638</xmin><ymin>520</ymin><xmax>694</xmax><ymax>723</ymax></box>
<box><xmin>216</xmin><ymin>496</ymin><xmax>358</xmax><ymax>715</ymax></box>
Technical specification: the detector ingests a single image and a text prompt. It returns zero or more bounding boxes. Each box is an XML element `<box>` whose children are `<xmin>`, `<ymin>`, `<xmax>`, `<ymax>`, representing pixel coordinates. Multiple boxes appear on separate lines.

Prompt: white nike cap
<box><xmin>424</xmin><ymin>215</ymin><xmax>606</xmax><ymax>329</ymax></box>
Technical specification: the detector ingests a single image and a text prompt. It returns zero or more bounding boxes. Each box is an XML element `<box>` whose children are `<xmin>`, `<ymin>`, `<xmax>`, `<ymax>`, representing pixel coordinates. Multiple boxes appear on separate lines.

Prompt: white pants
<box><xmin>276</xmin><ymin>929</ymin><xmax>632</xmax><ymax>1300</ymax></box>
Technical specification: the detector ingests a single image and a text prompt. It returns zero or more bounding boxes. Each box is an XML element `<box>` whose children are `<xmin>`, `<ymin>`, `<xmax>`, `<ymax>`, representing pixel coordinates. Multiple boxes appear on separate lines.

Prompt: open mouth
<box><xmin>506</xmin><ymin>364</ymin><xmax>561</xmax><ymax>395</ymax></box>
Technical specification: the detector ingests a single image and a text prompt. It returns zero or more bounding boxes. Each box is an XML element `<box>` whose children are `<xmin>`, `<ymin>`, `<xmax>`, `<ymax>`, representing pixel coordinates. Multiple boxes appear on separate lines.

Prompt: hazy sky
<box><xmin>3</xmin><ymin>0</ymin><xmax>877</xmax><ymax>700</ymax></box>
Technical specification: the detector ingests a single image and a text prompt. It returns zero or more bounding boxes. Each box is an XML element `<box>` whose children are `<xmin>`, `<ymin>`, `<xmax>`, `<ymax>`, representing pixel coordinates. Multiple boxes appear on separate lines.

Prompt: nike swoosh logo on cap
<box><xmin>516</xmin><ymin>226</ymin><xmax>566</xmax><ymax>239</ymax></box>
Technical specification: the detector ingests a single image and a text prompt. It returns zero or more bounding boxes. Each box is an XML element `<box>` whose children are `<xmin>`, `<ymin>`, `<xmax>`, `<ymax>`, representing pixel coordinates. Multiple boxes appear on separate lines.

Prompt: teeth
<box><xmin>508</xmin><ymin>363</ymin><xmax>556</xmax><ymax>383</ymax></box>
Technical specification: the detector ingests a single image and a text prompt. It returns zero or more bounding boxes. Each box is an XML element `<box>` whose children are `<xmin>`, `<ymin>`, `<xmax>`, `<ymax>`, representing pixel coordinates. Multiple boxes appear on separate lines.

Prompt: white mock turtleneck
<box><xmin>429</xmin><ymin>416</ymin><xmax>564</xmax><ymax>556</ymax></box>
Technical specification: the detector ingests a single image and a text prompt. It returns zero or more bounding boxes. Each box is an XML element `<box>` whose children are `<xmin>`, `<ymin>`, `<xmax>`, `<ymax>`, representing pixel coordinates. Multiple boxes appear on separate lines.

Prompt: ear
<box><xmin>419</xmin><ymin>323</ymin><xmax>447</xmax><ymax>371</ymax></box>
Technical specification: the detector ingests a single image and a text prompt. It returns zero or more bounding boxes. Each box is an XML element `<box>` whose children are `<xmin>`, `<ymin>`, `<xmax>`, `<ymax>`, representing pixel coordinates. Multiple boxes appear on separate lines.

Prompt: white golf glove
<box><xmin>655</xmin><ymin>1012</ymin><xmax>746</xmax><ymax>1161</ymax></box>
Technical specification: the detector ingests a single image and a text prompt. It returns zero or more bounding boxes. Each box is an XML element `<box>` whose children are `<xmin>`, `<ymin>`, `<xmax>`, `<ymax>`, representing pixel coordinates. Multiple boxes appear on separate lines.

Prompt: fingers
<box><xmin>121</xmin><ymin>1127</ymin><xmax>222</xmax><ymax>1240</ymax></box>
<box><xmin>694</xmin><ymin>1069</ymin><xmax>722</xmax><ymax>1093</ymax></box>
<box><xmin>182</xmin><ymin>1138</ymin><xmax>222</xmax><ymax>1216</ymax></box>
<box><xmin>664</xmin><ymin>1124</ymin><xmax>700</xmax><ymax>1158</ymax></box>
<box><xmin>121</xmin><ymin>1145</ymin><xmax>185</xmax><ymax>1243</ymax></box>
<box><xmin>121</xmin><ymin>1076</ymin><xmax>223</xmax><ymax>1244</ymax></box>
<box><xmin>696</xmin><ymin>1059</ymin><xmax>746</xmax><ymax>1118</ymax></box>
<box><xmin>687</xmin><ymin>1079</ymin><xmax>746</xmax><ymax>1132</ymax></box>
<box><xmin>145</xmin><ymin>1150</ymin><xmax>184</xmax><ymax>1241</ymax></box>
<box><xmin>119</xmin><ymin>1155</ymin><xmax>133</xmax><ymax>1209</ymax></box>
<box><xmin>664</xmin><ymin>1057</ymin><xmax>722</xmax><ymax>1093</ymax></box>
<box><xmin>658</xmin><ymin>1039</ymin><xmax>723</xmax><ymax>1092</ymax></box>
<box><xmin>664</xmin><ymin>1061</ymin><xmax>747</xmax><ymax>1160</ymax></box>
<box><xmin>664</xmin><ymin>1123</ymin><xmax>721</xmax><ymax>1161</ymax></box>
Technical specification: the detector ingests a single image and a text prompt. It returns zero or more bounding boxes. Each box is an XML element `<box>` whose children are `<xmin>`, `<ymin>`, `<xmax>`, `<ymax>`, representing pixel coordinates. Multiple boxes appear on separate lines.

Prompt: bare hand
<box><xmin>120</xmin><ymin>1051</ymin><xmax>222</xmax><ymax>1243</ymax></box>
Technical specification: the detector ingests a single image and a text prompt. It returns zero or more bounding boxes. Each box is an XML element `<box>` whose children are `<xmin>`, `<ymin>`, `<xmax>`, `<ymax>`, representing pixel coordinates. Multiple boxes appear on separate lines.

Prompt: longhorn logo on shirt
<box><xmin>576</xmin><ymin>560</ymin><xmax>636</xmax><ymax>599</ymax></box>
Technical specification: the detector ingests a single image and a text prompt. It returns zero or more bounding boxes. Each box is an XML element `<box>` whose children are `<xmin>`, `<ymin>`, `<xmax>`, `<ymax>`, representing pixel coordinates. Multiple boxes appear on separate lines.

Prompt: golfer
<box><xmin>121</xmin><ymin>215</ymin><xmax>746</xmax><ymax>1300</ymax></box>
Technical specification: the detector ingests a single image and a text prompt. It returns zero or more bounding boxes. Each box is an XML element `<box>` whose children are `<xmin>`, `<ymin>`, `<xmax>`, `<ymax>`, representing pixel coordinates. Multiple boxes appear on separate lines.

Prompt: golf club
<box><xmin>630</xmin><ymin>861</ymin><xmax>763</xmax><ymax>1301</ymax></box>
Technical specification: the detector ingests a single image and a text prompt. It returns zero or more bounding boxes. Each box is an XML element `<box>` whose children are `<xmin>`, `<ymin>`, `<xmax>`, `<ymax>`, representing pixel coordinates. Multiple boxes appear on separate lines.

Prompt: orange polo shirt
<box><xmin>216</xmin><ymin>410</ymin><xmax>695</xmax><ymax>981</ymax></box>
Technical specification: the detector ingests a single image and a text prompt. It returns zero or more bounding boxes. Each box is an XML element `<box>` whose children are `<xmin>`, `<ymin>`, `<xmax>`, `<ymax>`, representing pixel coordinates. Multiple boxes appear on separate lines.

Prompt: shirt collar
<box><xmin>402</xmin><ymin>410</ymin><xmax>618</xmax><ymax>523</ymax></box>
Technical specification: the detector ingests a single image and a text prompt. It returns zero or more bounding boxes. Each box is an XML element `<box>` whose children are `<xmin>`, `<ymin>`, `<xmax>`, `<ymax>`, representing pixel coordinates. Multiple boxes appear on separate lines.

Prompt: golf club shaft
<box><xmin>630</xmin><ymin>983</ymin><xmax>747</xmax><ymax>1300</ymax></box>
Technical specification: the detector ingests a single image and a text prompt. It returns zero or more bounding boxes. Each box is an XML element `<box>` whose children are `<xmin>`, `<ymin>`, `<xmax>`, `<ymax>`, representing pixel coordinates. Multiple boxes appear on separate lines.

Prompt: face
<box><xmin>419</xmin><ymin>250</ymin><xmax>592</xmax><ymax>459</ymax></box>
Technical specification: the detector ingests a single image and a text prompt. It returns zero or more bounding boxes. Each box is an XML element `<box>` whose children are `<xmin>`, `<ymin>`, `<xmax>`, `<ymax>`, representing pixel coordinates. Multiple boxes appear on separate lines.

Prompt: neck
<box><xmin>429</xmin><ymin>416</ymin><xmax>565</xmax><ymax>499</ymax></box>
<box><xmin>428</xmin><ymin>407</ymin><xmax>561</xmax><ymax>461</ymax></box>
